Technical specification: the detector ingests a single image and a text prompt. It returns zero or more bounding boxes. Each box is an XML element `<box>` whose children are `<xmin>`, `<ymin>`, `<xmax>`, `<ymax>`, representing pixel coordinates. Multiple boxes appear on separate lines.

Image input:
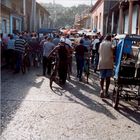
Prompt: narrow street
<box><xmin>1</xmin><ymin>65</ymin><xmax>140</xmax><ymax>140</ymax></box>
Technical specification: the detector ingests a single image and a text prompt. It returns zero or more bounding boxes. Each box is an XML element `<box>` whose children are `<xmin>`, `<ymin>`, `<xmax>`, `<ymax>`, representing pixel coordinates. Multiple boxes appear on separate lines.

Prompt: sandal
<box><xmin>100</xmin><ymin>90</ymin><xmax>104</xmax><ymax>98</ymax></box>
<box><xmin>104</xmin><ymin>93</ymin><xmax>110</xmax><ymax>98</ymax></box>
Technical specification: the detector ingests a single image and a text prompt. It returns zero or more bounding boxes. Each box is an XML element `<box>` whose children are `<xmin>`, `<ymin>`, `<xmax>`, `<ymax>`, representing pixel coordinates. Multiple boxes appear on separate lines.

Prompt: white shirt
<box><xmin>92</xmin><ymin>38</ymin><xmax>99</xmax><ymax>50</ymax></box>
<box><xmin>65</xmin><ymin>38</ymin><xmax>72</xmax><ymax>47</ymax></box>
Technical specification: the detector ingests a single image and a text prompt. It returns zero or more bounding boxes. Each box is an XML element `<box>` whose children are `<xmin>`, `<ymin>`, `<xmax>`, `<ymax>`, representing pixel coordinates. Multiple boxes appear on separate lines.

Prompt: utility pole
<box><xmin>53</xmin><ymin>0</ymin><xmax>56</xmax><ymax>28</ymax></box>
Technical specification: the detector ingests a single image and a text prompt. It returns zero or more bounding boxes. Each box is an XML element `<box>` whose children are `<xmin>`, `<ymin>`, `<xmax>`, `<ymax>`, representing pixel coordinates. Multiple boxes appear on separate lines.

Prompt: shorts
<box><xmin>99</xmin><ymin>69</ymin><xmax>113</xmax><ymax>79</ymax></box>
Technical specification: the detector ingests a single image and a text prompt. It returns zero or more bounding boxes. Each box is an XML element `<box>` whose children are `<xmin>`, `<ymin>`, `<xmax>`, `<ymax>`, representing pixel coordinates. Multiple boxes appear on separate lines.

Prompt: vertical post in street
<box><xmin>53</xmin><ymin>0</ymin><xmax>56</xmax><ymax>28</ymax></box>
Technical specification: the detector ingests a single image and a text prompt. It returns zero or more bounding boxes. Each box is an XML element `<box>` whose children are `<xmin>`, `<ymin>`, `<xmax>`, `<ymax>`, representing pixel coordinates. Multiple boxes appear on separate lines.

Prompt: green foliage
<box><xmin>41</xmin><ymin>3</ymin><xmax>90</xmax><ymax>28</ymax></box>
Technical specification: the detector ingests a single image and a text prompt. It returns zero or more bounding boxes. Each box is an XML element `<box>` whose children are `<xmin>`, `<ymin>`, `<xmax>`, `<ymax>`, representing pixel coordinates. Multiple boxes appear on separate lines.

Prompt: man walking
<box><xmin>43</xmin><ymin>37</ymin><xmax>55</xmax><ymax>76</ymax></box>
<box><xmin>14</xmin><ymin>35</ymin><xmax>28</xmax><ymax>73</ymax></box>
<box><xmin>75</xmin><ymin>39</ymin><xmax>85</xmax><ymax>81</ymax></box>
<box><xmin>98</xmin><ymin>35</ymin><xmax>114</xmax><ymax>98</ymax></box>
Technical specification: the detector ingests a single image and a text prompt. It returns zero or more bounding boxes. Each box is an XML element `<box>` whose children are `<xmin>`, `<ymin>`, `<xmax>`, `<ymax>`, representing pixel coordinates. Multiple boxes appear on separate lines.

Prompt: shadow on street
<box><xmin>1</xmin><ymin>68</ymin><xmax>43</xmax><ymax>134</ymax></box>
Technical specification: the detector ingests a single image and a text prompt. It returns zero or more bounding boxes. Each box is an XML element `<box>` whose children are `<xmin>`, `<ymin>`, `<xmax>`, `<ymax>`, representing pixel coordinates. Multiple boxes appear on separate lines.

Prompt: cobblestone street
<box><xmin>1</xmin><ymin>66</ymin><xmax>140</xmax><ymax>140</ymax></box>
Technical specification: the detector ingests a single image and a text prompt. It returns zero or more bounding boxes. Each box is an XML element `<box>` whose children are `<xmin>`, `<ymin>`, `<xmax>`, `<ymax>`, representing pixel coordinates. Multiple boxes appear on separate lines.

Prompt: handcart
<box><xmin>112</xmin><ymin>34</ymin><xmax>140</xmax><ymax>109</ymax></box>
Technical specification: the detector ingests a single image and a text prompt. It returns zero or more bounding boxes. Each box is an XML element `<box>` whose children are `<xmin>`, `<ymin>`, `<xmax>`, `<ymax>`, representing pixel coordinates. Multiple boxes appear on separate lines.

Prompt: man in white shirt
<box><xmin>91</xmin><ymin>35</ymin><xmax>99</xmax><ymax>65</ymax></box>
<box><xmin>98</xmin><ymin>35</ymin><xmax>114</xmax><ymax>98</ymax></box>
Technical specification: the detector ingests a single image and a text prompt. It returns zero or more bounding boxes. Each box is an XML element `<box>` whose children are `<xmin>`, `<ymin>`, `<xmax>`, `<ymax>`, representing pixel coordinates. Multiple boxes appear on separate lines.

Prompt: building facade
<box><xmin>90</xmin><ymin>0</ymin><xmax>117</xmax><ymax>35</ymax></box>
<box><xmin>116</xmin><ymin>0</ymin><xmax>140</xmax><ymax>35</ymax></box>
<box><xmin>0</xmin><ymin>0</ymin><xmax>50</xmax><ymax>34</ymax></box>
<box><xmin>90</xmin><ymin>0</ymin><xmax>140</xmax><ymax>35</ymax></box>
<box><xmin>90</xmin><ymin>0</ymin><xmax>104</xmax><ymax>34</ymax></box>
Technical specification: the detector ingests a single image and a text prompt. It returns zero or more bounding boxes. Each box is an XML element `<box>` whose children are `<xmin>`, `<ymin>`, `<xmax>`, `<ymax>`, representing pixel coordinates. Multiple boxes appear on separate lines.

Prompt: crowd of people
<box><xmin>1</xmin><ymin>31</ymin><xmax>117</xmax><ymax>98</ymax></box>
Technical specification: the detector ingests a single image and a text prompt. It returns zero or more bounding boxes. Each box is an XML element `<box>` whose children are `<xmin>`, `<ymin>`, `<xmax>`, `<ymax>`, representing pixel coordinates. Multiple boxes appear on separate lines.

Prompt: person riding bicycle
<box><xmin>48</xmin><ymin>38</ymin><xmax>69</xmax><ymax>85</ymax></box>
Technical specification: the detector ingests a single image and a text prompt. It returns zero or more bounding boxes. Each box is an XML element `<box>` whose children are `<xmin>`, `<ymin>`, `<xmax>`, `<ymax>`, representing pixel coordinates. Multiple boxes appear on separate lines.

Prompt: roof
<box><xmin>90</xmin><ymin>0</ymin><xmax>102</xmax><ymax>13</ymax></box>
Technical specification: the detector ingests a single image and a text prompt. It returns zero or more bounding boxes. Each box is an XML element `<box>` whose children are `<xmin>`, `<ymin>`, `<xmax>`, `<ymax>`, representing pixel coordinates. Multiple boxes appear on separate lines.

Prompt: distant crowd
<box><xmin>0</xmin><ymin>31</ymin><xmax>118</xmax><ymax>97</ymax></box>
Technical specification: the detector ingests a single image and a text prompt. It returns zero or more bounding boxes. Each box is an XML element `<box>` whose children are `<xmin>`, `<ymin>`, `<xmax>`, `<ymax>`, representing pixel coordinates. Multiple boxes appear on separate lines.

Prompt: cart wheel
<box><xmin>112</xmin><ymin>87</ymin><xmax>119</xmax><ymax>109</ymax></box>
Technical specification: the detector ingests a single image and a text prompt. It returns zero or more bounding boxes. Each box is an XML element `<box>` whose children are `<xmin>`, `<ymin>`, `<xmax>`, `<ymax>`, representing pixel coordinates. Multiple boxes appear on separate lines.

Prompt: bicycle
<box><xmin>21</xmin><ymin>52</ymin><xmax>30</xmax><ymax>74</ymax></box>
<box><xmin>84</xmin><ymin>57</ymin><xmax>90</xmax><ymax>83</ymax></box>
<box><xmin>49</xmin><ymin>53</ymin><xmax>59</xmax><ymax>89</ymax></box>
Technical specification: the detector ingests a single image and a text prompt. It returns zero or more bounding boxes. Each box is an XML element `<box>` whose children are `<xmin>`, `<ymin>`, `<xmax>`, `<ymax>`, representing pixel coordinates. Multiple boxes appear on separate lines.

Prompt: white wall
<box><xmin>91</xmin><ymin>1</ymin><xmax>104</xmax><ymax>35</ymax></box>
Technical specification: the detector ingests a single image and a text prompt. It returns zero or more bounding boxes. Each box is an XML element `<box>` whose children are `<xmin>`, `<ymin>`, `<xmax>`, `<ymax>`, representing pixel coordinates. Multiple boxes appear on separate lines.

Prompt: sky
<box><xmin>36</xmin><ymin>0</ymin><xmax>97</xmax><ymax>7</ymax></box>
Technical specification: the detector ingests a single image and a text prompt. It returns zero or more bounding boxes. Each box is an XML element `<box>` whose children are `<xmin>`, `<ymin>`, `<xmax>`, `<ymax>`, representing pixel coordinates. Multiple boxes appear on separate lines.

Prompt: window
<box><xmin>2</xmin><ymin>19</ymin><xmax>7</xmax><ymax>33</ymax></box>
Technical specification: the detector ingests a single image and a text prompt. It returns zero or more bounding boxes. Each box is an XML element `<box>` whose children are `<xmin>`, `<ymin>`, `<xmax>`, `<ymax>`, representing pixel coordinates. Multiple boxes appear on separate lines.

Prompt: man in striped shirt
<box><xmin>14</xmin><ymin>35</ymin><xmax>28</xmax><ymax>73</ymax></box>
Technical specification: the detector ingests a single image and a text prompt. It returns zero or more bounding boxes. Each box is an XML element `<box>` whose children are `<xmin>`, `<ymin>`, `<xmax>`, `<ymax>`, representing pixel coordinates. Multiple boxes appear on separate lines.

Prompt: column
<box><xmin>30</xmin><ymin>0</ymin><xmax>36</xmax><ymax>31</ymax></box>
<box><xmin>23</xmin><ymin>0</ymin><xmax>27</xmax><ymax>30</ymax></box>
<box><xmin>34</xmin><ymin>0</ymin><xmax>36</xmax><ymax>31</ymax></box>
<box><xmin>138</xmin><ymin>4</ymin><xmax>140</xmax><ymax>35</ymax></box>
<box><xmin>118</xmin><ymin>3</ymin><xmax>123</xmax><ymax>34</ymax></box>
<box><xmin>111</xmin><ymin>11</ymin><xmax>114</xmax><ymax>33</ymax></box>
<box><xmin>128</xmin><ymin>0</ymin><xmax>133</xmax><ymax>34</ymax></box>
<box><xmin>10</xmin><ymin>15</ymin><xmax>13</xmax><ymax>34</ymax></box>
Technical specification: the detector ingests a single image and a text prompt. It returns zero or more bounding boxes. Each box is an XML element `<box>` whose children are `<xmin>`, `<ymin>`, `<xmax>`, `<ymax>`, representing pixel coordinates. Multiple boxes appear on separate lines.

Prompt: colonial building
<box><xmin>0</xmin><ymin>0</ymin><xmax>50</xmax><ymax>34</ymax></box>
<box><xmin>90</xmin><ymin>0</ymin><xmax>140</xmax><ymax>35</ymax></box>
<box><xmin>90</xmin><ymin>0</ymin><xmax>117</xmax><ymax>35</ymax></box>
<box><xmin>36</xmin><ymin>3</ymin><xmax>50</xmax><ymax>31</ymax></box>
<box><xmin>0</xmin><ymin>0</ymin><xmax>24</xmax><ymax>34</ymax></box>
<box><xmin>113</xmin><ymin>0</ymin><xmax>140</xmax><ymax>35</ymax></box>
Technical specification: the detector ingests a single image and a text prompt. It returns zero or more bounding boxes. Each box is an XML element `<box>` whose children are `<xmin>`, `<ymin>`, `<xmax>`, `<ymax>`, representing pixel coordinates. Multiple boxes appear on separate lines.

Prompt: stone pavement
<box><xmin>1</xmin><ymin>67</ymin><xmax>140</xmax><ymax>140</ymax></box>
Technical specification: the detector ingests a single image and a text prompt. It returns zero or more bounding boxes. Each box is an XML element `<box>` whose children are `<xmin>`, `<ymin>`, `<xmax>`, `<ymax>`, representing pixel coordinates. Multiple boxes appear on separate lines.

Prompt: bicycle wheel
<box><xmin>50</xmin><ymin>61</ymin><xmax>58</xmax><ymax>89</ymax></box>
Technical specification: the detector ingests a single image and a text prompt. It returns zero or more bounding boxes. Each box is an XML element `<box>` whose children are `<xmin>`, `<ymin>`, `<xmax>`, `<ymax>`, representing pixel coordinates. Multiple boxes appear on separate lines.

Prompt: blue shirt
<box><xmin>83</xmin><ymin>39</ymin><xmax>91</xmax><ymax>51</ymax></box>
<box><xmin>7</xmin><ymin>39</ymin><xmax>15</xmax><ymax>50</ymax></box>
<box><xmin>43</xmin><ymin>42</ymin><xmax>55</xmax><ymax>57</ymax></box>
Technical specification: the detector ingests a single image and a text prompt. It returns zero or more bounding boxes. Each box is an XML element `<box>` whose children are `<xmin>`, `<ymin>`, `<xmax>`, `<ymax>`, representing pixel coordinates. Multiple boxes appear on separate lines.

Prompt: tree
<box><xmin>41</xmin><ymin>3</ymin><xmax>90</xmax><ymax>28</ymax></box>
